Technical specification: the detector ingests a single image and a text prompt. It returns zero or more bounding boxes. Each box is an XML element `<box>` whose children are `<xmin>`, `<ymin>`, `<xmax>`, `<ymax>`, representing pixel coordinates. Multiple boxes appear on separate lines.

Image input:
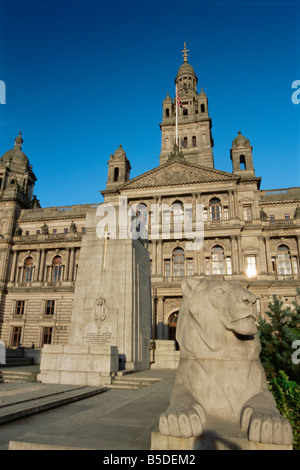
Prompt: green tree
<box><xmin>269</xmin><ymin>371</ymin><xmax>300</xmax><ymax>450</ymax></box>
<box><xmin>258</xmin><ymin>289</ymin><xmax>300</xmax><ymax>383</ymax></box>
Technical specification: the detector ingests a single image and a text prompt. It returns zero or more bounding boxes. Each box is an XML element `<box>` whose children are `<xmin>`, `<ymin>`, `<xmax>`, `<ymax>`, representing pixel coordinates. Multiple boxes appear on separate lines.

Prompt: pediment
<box><xmin>118</xmin><ymin>159</ymin><xmax>237</xmax><ymax>190</ymax></box>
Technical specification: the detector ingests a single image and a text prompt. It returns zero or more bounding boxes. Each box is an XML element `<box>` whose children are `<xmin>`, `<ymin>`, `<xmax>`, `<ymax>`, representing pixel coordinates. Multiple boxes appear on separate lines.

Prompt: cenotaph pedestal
<box><xmin>38</xmin><ymin>208</ymin><xmax>152</xmax><ymax>386</ymax></box>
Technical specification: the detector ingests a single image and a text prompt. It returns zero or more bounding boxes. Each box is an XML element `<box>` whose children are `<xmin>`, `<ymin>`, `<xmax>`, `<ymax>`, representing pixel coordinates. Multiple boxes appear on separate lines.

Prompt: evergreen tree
<box><xmin>258</xmin><ymin>289</ymin><xmax>300</xmax><ymax>383</ymax></box>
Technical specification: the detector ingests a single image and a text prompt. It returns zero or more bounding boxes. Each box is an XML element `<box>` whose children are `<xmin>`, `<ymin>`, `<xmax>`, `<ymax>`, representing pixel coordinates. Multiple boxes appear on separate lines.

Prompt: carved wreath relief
<box><xmin>94</xmin><ymin>297</ymin><xmax>107</xmax><ymax>330</ymax></box>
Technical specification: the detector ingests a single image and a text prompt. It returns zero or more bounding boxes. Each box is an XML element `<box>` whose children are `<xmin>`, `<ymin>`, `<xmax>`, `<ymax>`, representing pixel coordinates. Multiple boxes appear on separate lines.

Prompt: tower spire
<box><xmin>181</xmin><ymin>42</ymin><xmax>190</xmax><ymax>63</ymax></box>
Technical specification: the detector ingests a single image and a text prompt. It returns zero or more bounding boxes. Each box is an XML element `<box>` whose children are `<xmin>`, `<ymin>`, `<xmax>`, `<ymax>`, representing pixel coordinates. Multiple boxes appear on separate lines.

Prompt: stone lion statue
<box><xmin>159</xmin><ymin>279</ymin><xmax>293</xmax><ymax>446</ymax></box>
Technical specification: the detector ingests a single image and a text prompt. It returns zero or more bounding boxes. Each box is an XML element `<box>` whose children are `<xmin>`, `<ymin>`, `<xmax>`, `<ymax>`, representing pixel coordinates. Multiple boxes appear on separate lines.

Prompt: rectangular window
<box><xmin>292</xmin><ymin>257</ymin><xmax>298</xmax><ymax>275</ymax></box>
<box><xmin>164</xmin><ymin>259</ymin><xmax>171</xmax><ymax>278</ymax></box>
<box><xmin>284</xmin><ymin>214</ymin><xmax>290</xmax><ymax>222</ymax></box>
<box><xmin>64</xmin><ymin>228</ymin><xmax>68</xmax><ymax>234</ymax></box>
<box><xmin>45</xmin><ymin>300</ymin><xmax>55</xmax><ymax>316</ymax></box>
<box><xmin>15</xmin><ymin>300</ymin><xmax>25</xmax><ymax>315</ymax></box>
<box><xmin>187</xmin><ymin>259</ymin><xmax>194</xmax><ymax>276</ymax></box>
<box><xmin>36</xmin><ymin>230</ymin><xmax>40</xmax><ymax>235</ymax></box>
<box><xmin>25</xmin><ymin>230</ymin><xmax>30</xmax><ymax>236</ymax></box>
<box><xmin>270</xmin><ymin>214</ymin><xmax>275</xmax><ymax>223</ymax></box>
<box><xmin>205</xmin><ymin>258</ymin><xmax>210</xmax><ymax>275</ymax></box>
<box><xmin>42</xmin><ymin>327</ymin><xmax>53</xmax><ymax>346</ymax></box>
<box><xmin>246</xmin><ymin>255</ymin><xmax>257</xmax><ymax>278</ymax></box>
<box><xmin>226</xmin><ymin>257</ymin><xmax>232</xmax><ymax>275</ymax></box>
<box><xmin>11</xmin><ymin>326</ymin><xmax>22</xmax><ymax>347</ymax></box>
<box><xmin>243</xmin><ymin>205</ymin><xmax>252</xmax><ymax>221</ymax></box>
<box><xmin>52</xmin><ymin>229</ymin><xmax>57</xmax><ymax>233</ymax></box>
<box><xmin>81</xmin><ymin>227</ymin><xmax>86</xmax><ymax>234</ymax></box>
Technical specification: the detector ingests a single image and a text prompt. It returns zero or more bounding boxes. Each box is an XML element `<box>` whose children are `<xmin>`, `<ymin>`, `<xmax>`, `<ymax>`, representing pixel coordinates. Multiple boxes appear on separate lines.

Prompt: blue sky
<box><xmin>0</xmin><ymin>0</ymin><xmax>299</xmax><ymax>207</ymax></box>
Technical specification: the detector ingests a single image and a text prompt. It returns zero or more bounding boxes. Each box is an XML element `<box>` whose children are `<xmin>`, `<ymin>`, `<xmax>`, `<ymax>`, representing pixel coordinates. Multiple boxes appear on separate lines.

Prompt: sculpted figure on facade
<box><xmin>159</xmin><ymin>279</ymin><xmax>293</xmax><ymax>445</ymax></box>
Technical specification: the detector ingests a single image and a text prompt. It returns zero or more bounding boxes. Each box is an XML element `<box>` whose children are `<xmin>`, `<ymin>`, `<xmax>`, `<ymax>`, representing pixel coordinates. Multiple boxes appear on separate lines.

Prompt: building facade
<box><xmin>0</xmin><ymin>49</ymin><xmax>299</xmax><ymax>365</ymax></box>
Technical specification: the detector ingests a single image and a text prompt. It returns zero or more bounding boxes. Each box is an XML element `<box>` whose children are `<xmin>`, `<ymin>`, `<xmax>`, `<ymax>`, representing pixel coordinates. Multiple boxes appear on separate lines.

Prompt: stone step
<box><xmin>0</xmin><ymin>385</ymin><xmax>107</xmax><ymax>425</ymax></box>
<box><xmin>2</xmin><ymin>358</ymin><xmax>34</xmax><ymax>367</ymax></box>
<box><xmin>107</xmin><ymin>383</ymin><xmax>141</xmax><ymax>390</ymax></box>
<box><xmin>107</xmin><ymin>375</ymin><xmax>162</xmax><ymax>390</ymax></box>
<box><xmin>1</xmin><ymin>370</ymin><xmax>38</xmax><ymax>383</ymax></box>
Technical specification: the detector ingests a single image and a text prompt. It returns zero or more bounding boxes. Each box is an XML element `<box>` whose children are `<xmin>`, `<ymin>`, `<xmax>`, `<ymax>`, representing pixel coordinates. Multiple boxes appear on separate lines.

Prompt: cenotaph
<box><xmin>38</xmin><ymin>208</ymin><xmax>152</xmax><ymax>386</ymax></box>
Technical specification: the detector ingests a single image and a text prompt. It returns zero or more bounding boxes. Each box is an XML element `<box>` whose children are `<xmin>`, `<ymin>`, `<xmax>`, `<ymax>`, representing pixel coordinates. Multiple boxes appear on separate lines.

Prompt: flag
<box><xmin>176</xmin><ymin>88</ymin><xmax>186</xmax><ymax>110</ymax></box>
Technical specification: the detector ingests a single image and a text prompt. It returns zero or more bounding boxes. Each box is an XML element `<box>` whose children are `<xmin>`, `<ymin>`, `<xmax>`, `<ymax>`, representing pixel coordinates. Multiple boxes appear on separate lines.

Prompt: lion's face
<box><xmin>182</xmin><ymin>279</ymin><xmax>258</xmax><ymax>337</ymax></box>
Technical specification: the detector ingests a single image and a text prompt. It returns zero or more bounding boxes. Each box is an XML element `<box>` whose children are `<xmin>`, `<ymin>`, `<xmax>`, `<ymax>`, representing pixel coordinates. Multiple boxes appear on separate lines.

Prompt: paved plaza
<box><xmin>0</xmin><ymin>368</ymin><xmax>175</xmax><ymax>450</ymax></box>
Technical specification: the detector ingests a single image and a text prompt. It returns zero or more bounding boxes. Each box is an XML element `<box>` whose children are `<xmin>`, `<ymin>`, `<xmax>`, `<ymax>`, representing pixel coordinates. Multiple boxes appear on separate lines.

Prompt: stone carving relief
<box><xmin>159</xmin><ymin>278</ymin><xmax>293</xmax><ymax>445</ymax></box>
<box><xmin>269</xmin><ymin>238</ymin><xmax>296</xmax><ymax>252</ymax></box>
<box><xmin>94</xmin><ymin>297</ymin><xmax>107</xmax><ymax>331</ymax></box>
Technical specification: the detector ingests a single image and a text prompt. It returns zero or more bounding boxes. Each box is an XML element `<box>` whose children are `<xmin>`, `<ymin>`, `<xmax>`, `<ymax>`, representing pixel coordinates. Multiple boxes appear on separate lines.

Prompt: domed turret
<box><xmin>175</xmin><ymin>44</ymin><xmax>198</xmax><ymax>95</ymax></box>
<box><xmin>232</xmin><ymin>131</ymin><xmax>248</xmax><ymax>147</ymax></box>
<box><xmin>231</xmin><ymin>131</ymin><xmax>255</xmax><ymax>176</ymax></box>
<box><xmin>105</xmin><ymin>144</ymin><xmax>131</xmax><ymax>190</ymax></box>
<box><xmin>1</xmin><ymin>132</ymin><xmax>29</xmax><ymax>167</ymax></box>
<box><xmin>0</xmin><ymin>132</ymin><xmax>37</xmax><ymax>205</ymax></box>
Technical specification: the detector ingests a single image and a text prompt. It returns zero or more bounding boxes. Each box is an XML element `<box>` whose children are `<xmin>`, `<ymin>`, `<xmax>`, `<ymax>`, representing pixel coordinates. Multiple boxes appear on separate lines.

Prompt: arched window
<box><xmin>183</xmin><ymin>108</ymin><xmax>188</xmax><ymax>116</ymax></box>
<box><xmin>23</xmin><ymin>257</ymin><xmax>34</xmax><ymax>283</ymax></box>
<box><xmin>113</xmin><ymin>167</ymin><xmax>119</xmax><ymax>182</ymax></box>
<box><xmin>211</xmin><ymin>246</ymin><xmax>225</xmax><ymax>275</ymax></box>
<box><xmin>173</xmin><ymin>248</ymin><xmax>185</xmax><ymax>279</ymax></box>
<box><xmin>209</xmin><ymin>198</ymin><xmax>222</xmax><ymax>221</ymax></box>
<box><xmin>192</xmin><ymin>135</ymin><xmax>197</xmax><ymax>147</ymax></box>
<box><xmin>277</xmin><ymin>245</ymin><xmax>292</xmax><ymax>275</ymax></box>
<box><xmin>52</xmin><ymin>255</ymin><xmax>63</xmax><ymax>282</ymax></box>
<box><xmin>240</xmin><ymin>155</ymin><xmax>246</xmax><ymax>170</ymax></box>
<box><xmin>135</xmin><ymin>203</ymin><xmax>148</xmax><ymax>238</ymax></box>
<box><xmin>172</xmin><ymin>201</ymin><xmax>184</xmax><ymax>224</ymax></box>
<box><xmin>183</xmin><ymin>136</ymin><xmax>188</xmax><ymax>148</ymax></box>
<box><xmin>165</xmin><ymin>108</ymin><xmax>170</xmax><ymax>117</ymax></box>
<box><xmin>168</xmin><ymin>311</ymin><xmax>179</xmax><ymax>350</ymax></box>
<box><xmin>201</xmin><ymin>103</ymin><xmax>205</xmax><ymax>112</ymax></box>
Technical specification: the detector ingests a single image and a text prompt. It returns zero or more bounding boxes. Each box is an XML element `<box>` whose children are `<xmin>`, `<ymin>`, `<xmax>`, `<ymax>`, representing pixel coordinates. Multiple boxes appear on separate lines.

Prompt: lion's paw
<box><xmin>159</xmin><ymin>403</ymin><xmax>206</xmax><ymax>438</ymax></box>
<box><xmin>241</xmin><ymin>407</ymin><xmax>293</xmax><ymax>445</ymax></box>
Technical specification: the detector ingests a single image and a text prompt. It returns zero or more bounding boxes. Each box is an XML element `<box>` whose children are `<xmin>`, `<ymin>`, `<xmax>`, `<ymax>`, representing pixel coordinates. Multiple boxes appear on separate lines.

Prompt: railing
<box><xmin>269</xmin><ymin>219</ymin><xmax>295</xmax><ymax>226</ymax></box>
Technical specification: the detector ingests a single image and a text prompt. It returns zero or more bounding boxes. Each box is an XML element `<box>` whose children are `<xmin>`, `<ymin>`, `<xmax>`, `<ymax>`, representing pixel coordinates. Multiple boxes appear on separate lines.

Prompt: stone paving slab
<box><xmin>0</xmin><ymin>369</ymin><xmax>176</xmax><ymax>450</ymax></box>
<box><xmin>0</xmin><ymin>382</ymin><xmax>107</xmax><ymax>425</ymax></box>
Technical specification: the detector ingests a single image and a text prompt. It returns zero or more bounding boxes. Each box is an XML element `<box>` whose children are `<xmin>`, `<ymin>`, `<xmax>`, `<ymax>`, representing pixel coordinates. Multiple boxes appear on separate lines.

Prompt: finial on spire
<box><xmin>14</xmin><ymin>131</ymin><xmax>23</xmax><ymax>149</ymax></box>
<box><xmin>181</xmin><ymin>42</ymin><xmax>190</xmax><ymax>63</ymax></box>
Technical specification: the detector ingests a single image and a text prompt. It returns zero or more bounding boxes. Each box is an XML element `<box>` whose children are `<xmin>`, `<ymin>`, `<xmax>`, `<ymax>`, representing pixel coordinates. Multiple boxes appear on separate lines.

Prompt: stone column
<box><xmin>228</xmin><ymin>191</ymin><xmax>234</xmax><ymax>220</ymax></box>
<box><xmin>34</xmin><ymin>249</ymin><xmax>41</xmax><ymax>281</ymax></box>
<box><xmin>230</xmin><ymin>235</ymin><xmax>238</xmax><ymax>274</ymax></box>
<box><xmin>68</xmin><ymin>247</ymin><xmax>75</xmax><ymax>281</ymax></box>
<box><xmin>64</xmin><ymin>248</ymin><xmax>70</xmax><ymax>281</ymax></box>
<box><xmin>9</xmin><ymin>250</ymin><xmax>18</xmax><ymax>282</ymax></box>
<box><xmin>264</xmin><ymin>236</ymin><xmax>273</xmax><ymax>274</ymax></box>
<box><xmin>296</xmin><ymin>235</ymin><xmax>300</xmax><ymax>259</ymax></box>
<box><xmin>233</xmin><ymin>191</ymin><xmax>239</xmax><ymax>219</ymax></box>
<box><xmin>236</xmin><ymin>235</ymin><xmax>243</xmax><ymax>274</ymax></box>
<box><xmin>157</xmin><ymin>241</ymin><xmax>162</xmax><ymax>277</ymax></box>
<box><xmin>152</xmin><ymin>240</ymin><xmax>157</xmax><ymax>276</ymax></box>
<box><xmin>38</xmin><ymin>249</ymin><xmax>46</xmax><ymax>281</ymax></box>
<box><xmin>258</xmin><ymin>235</ymin><xmax>267</xmax><ymax>275</ymax></box>
<box><xmin>156</xmin><ymin>296</ymin><xmax>164</xmax><ymax>340</ymax></box>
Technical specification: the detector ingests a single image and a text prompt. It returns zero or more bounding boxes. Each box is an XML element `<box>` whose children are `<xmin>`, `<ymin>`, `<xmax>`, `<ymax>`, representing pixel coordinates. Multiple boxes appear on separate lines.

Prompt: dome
<box><xmin>0</xmin><ymin>132</ymin><xmax>29</xmax><ymax>166</ymax></box>
<box><xmin>175</xmin><ymin>62</ymin><xmax>198</xmax><ymax>82</ymax></box>
<box><xmin>233</xmin><ymin>131</ymin><xmax>247</xmax><ymax>146</ymax></box>
<box><xmin>113</xmin><ymin>144</ymin><xmax>127</xmax><ymax>160</ymax></box>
